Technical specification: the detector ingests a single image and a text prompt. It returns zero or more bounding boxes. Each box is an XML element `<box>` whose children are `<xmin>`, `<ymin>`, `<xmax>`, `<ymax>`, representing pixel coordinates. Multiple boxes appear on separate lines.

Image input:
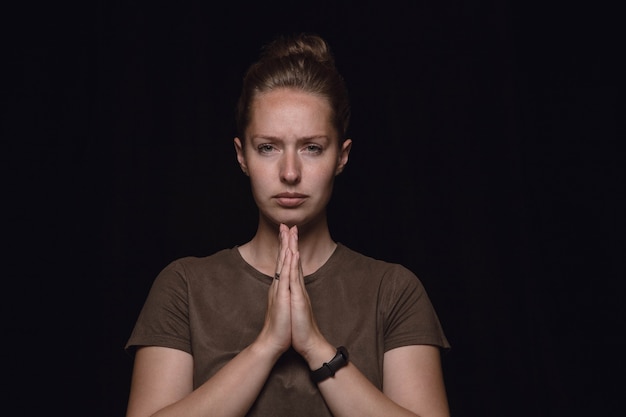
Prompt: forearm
<box><xmin>305</xmin><ymin>346</ymin><xmax>417</xmax><ymax>417</ymax></box>
<box><xmin>317</xmin><ymin>363</ymin><xmax>420</xmax><ymax>417</ymax></box>
<box><xmin>151</xmin><ymin>342</ymin><xmax>280</xmax><ymax>417</ymax></box>
<box><xmin>304</xmin><ymin>342</ymin><xmax>447</xmax><ymax>417</ymax></box>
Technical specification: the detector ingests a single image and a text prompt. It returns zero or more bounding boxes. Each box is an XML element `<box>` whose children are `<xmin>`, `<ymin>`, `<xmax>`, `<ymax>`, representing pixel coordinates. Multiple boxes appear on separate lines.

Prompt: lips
<box><xmin>274</xmin><ymin>192</ymin><xmax>308</xmax><ymax>208</ymax></box>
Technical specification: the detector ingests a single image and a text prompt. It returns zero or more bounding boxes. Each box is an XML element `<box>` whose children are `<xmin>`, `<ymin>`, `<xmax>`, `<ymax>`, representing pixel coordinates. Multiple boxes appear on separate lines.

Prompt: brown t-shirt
<box><xmin>126</xmin><ymin>243</ymin><xmax>450</xmax><ymax>416</ymax></box>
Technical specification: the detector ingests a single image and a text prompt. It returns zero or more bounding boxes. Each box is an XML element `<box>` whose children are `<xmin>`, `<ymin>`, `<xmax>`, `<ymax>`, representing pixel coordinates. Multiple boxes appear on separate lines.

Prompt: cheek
<box><xmin>310</xmin><ymin>164</ymin><xmax>338</xmax><ymax>187</ymax></box>
<box><xmin>249</xmin><ymin>174</ymin><xmax>266</xmax><ymax>191</ymax></box>
<box><xmin>246</xmin><ymin>166</ymin><xmax>269</xmax><ymax>194</ymax></box>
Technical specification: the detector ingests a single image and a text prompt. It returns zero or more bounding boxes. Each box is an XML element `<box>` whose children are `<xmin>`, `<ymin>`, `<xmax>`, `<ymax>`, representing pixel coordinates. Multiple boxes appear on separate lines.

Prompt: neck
<box><xmin>239</xmin><ymin>212</ymin><xmax>337</xmax><ymax>277</ymax></box>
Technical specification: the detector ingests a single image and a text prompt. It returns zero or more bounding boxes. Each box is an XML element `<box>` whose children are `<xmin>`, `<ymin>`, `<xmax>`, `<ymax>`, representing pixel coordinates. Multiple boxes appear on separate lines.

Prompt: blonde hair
<box><xmin>236</xmin><ymin>33</ymin><xmax>351</xmax><ymax>141</ymax></box>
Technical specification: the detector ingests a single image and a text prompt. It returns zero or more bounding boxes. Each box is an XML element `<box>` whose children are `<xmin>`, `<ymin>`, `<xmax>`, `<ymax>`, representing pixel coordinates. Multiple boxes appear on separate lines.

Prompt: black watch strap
<box><xmin>310</xmin><ymin>346</ymin><xmax>349</xmax><ymax>383</ymax></box>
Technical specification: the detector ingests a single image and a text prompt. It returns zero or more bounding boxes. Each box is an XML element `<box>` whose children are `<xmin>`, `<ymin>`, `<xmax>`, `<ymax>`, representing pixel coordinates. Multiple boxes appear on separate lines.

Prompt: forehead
<box><xmin>247</xmin><ymin>89</ymin><xmax>335</xmax><ymax>139</ymax></box>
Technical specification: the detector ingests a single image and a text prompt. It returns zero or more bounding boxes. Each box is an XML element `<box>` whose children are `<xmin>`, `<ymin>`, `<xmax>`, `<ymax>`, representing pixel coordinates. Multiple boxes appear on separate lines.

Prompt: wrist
<box><xmin>250</xmin><ymin>336</ymin><xmax>288</xmax><ymax>363</ymax></box>
<box><xmin>310</xmin><ymin>346</ymin><xmax>350</xmax><ymax>383</ymax></box>
<box><xmin>302</xmin><ymin>340</ymin><xmax>337</xmax><ymax>370</ymax></box>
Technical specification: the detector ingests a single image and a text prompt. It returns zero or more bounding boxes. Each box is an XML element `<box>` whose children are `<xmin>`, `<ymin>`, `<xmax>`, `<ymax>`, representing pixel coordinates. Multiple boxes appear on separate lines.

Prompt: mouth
<box><xmin>274</xmin><ymin>192</ymin><xmax>308</xmax><ymax>208</ymax></box>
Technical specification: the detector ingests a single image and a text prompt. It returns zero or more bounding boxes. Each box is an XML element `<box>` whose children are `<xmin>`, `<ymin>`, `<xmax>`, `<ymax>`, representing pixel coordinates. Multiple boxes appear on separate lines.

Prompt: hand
<box><xmin>255</xmin><ymin>224</ymin><xmax>292</xmax><ymax>356</ymax></box>
<box><xmin>283</xmin><ymin>225</ymin><xmax>327</xmax><ymax>360</ymax></box>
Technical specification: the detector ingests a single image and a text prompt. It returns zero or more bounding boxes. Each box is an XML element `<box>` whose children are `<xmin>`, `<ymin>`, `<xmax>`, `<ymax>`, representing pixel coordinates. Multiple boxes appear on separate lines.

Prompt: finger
<box><xmin>289</xmin><ymin>248</ymin><xmax>300</xmax><ymax>288</ymax></box>
<box><xmin>288</xmin><ymin>225</ymin><xmax>299</xmax><ymax>253</ymax></box>
<box><xmin>298</xmin><ymin>254</ymin><xmax>304</xmax><ymax>283</ymax></box>
<box><xmin>280</xmin><ymin>248</ymin><xmax>293</xmax><ymax>294</ymax></box>
<box><xmin>275</xmin><ymin>224</ymin><xmax>289</xmax><ymax>279</ymax></box>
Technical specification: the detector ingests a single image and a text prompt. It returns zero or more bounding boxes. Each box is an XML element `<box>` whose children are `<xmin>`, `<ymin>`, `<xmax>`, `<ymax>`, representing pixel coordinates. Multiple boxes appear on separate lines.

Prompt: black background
<box><xmin>5</xmin><ymin>1</ymin><xmax>622</xmax><ymax>416</ymax></box>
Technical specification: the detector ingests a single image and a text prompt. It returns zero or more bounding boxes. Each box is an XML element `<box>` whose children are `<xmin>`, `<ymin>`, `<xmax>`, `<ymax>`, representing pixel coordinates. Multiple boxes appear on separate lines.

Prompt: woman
<box><xmin>125</xmin><ymin>33</ymin><xmax>450</xmax><ymax>417</ymax></box>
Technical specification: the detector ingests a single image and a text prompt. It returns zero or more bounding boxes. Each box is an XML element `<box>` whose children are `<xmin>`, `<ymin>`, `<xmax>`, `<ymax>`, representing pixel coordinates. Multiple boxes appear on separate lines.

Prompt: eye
<box><xmin>304</xmin><ymin>144</ymin><xmax>323</xmax><ymax>154</ymax></box>
<box><xmin>257</xmin><ymin>144</ymin><xmax>276</xmax><ymax>154</ymax></box>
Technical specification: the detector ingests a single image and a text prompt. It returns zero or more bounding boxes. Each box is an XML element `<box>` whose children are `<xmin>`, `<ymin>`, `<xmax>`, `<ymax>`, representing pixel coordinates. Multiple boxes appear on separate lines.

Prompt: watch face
<box><xmin>330</xmin><ymin>347</ymin><xmax>348</xmax><ymax>370</ymax></box>
<box><xmin>338</xmin><ymin>346</ymin><xmax>348</xmax><ymax>361</ymax></box>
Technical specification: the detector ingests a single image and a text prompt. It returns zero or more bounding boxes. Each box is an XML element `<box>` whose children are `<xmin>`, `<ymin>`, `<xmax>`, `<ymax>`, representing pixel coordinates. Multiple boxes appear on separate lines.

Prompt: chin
<box><xmin>277</xmin><ymin>217</ymin><xmax>303</xmax><ymax>228</ymax></box>
<box><xmin>265</xmin><ymin>214</ymin><xmax>308</xmax><ymax>230</ymax></box>
<box><xmin>261</xmin><ymin>207</ymin><xmax>326</xmax><ymax>231</ymax></box>
<box><xmin>283</xmin><ymin>213</ymin><xmax>327</xmax><ymax>232</ymax></box>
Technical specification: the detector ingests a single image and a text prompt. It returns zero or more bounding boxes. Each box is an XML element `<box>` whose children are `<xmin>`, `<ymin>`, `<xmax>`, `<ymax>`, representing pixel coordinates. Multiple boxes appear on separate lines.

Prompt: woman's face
<box><xmin>234</xmin><ymin>88</ymin><xmax>351</xmax><ymax>229</ymax></box>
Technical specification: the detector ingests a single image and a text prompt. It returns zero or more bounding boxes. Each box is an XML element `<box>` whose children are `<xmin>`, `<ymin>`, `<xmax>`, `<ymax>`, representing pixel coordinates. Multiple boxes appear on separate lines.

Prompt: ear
<box><xmin>234</xmin><ymin>137</ymin><xmax>249</xmax><ymax>176</ymax></box>
<box><xmin>335</xmin><ymin>138</ymin><xmax>352</xmax><ymax>176</ymax></box>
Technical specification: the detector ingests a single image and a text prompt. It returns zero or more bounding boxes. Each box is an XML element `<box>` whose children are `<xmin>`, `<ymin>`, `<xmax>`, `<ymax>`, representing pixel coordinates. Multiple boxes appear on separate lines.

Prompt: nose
<box><xmin>280</xmin><ymin>150</ymin><xmax>301</xmax><ymax>184</ymax></box>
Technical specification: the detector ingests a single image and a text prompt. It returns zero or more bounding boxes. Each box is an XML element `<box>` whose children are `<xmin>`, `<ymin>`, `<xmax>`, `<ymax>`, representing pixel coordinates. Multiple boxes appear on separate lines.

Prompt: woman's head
<box><xmin>233</xmin><ymin>34</ymin><xmax>352</xmax><ymax>230</ymax></box>
<box><xmin>236</xmin><ymin>33</ymin><xmax>351</xmax><ymax>142</ymax></box>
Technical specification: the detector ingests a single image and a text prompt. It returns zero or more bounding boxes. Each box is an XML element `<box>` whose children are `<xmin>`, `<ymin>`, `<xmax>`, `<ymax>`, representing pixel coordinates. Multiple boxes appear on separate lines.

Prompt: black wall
<box><xmin>5</xmin><ymin>1</ymin><xmax>622</xmax><ymax>416</ymax></box>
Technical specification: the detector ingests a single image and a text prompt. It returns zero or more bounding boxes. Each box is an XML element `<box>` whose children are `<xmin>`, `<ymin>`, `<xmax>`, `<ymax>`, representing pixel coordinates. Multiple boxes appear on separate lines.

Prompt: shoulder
<box><xmin>163</xmin><ymin>247</ymin><xmax>238</xmax><ymax>273</ymax></box>
<box><xmin>152</xmin><ymin>247</ymin><xmax>241</xmax><ymax>287</ymax></box>
<box><xmin>335</xmin><ymin>244</ymin><xmax>419</xmax><ymax>279</ymax></box>
<box><xmin>333</xmin><ymin>244</ymin><xmax>423</xmax><ymax>290</ymax></box>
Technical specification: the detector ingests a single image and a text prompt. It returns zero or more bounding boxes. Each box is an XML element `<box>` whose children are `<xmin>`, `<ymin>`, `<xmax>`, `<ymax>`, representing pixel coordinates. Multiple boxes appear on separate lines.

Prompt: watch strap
<box><xmin>310</xmin><ymin>346</ymin><xmax>349</xmax><ymax>383</ymax></box>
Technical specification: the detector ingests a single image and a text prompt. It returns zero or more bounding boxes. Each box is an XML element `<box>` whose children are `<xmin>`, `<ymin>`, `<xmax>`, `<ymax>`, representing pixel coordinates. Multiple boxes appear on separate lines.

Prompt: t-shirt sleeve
<box><xmin>125</xmin><ymin>259</ymin><xmax>192</xmax><ymax>355</ymax></box>
<box><xmin>381</xmin><ymin>264</ymin><xmax>450</xmax><ymax>352</ymax></box>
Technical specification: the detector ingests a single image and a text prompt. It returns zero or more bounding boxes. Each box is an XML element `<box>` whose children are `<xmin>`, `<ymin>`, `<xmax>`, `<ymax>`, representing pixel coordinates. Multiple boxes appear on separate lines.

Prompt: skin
<box><xmin>126</xmin><ymin>88</ymin><xmax>450</xmax><ymax>417</ymax></box>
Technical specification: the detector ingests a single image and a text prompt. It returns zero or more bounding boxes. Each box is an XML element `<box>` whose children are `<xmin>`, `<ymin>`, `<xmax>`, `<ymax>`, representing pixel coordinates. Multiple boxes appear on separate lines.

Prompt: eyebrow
<box><xmin>249</xmin><ymin>135</ymin><xmax>331</xmax><ymax>142</ymax></box>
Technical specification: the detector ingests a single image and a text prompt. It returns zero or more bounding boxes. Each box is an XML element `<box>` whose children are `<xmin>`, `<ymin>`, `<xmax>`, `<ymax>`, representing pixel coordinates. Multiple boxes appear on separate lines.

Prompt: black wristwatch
<box><xmin>310</xmin><ymin>346</ymin><xmax>349</xmax><ymax>383</ymax></box>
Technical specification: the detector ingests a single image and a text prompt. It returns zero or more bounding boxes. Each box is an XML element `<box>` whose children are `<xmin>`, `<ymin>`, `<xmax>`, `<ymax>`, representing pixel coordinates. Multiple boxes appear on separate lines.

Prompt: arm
<box><xmin>126</xmin><ymin>340</ymin><xmax>283</xmax><ymax>417</ymax></box>
<box><xmin>298</xmin><ymin>343</ymin><xmax>449</xmax><ymax>417</ymax></box>
<box><xmin>127</xmin><ymin>230</ymin><xmax>294</xmax><ymax>417</ymax></box>
<box><xmin>286</xmin><ymin>227</ymin><xmax>450</xmax><ymax>417</ymax></box>
<box><xmin>383</xmin><ymin>345</ymin><xmax>450</xmax><ymax>417</ymax></box>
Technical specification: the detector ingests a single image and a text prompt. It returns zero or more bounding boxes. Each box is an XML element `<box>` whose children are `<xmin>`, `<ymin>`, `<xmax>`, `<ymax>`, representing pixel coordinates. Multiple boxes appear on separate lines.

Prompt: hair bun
<box><xmin>236</xmin><ymin>32</ymin><xmax>350</xmax><ymax>139</ymax></box>
<box><xmin>261</xmin><ymin>33</ymin><xmax>335</xmax><ymax>67</ymax></box>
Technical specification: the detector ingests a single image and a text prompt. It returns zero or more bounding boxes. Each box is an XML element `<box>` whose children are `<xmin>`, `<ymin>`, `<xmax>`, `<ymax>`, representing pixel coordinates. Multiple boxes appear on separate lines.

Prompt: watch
<box><xmin>310</xmin><ymin>346</ymin><xmax>349</xmax><ymax>383</ymax></box>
